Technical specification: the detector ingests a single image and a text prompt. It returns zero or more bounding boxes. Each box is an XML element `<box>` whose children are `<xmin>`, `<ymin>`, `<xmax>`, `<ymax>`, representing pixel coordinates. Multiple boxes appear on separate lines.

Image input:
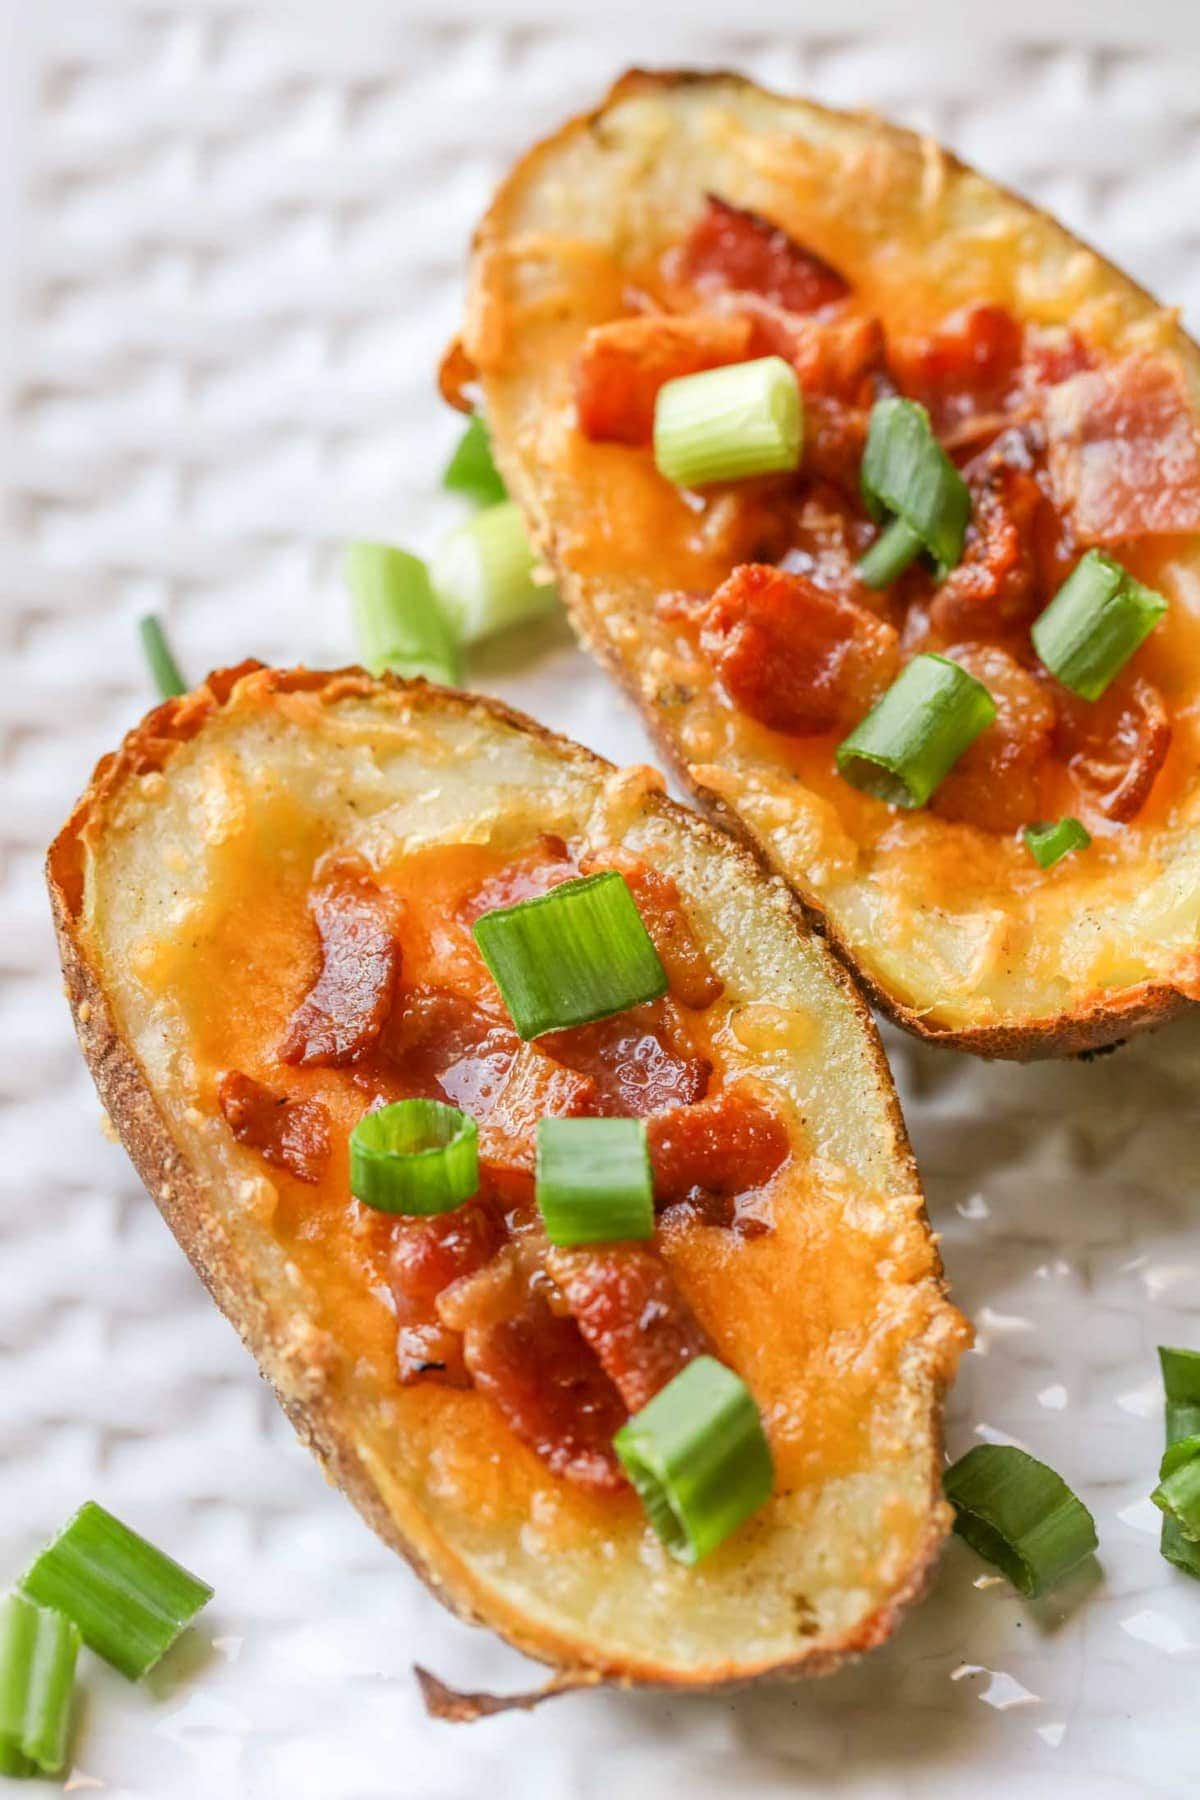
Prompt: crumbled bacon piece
<box><xmin>475</xmin><ymin>1044</ymin><xmax>604</xmax><ymax>1174</ymax></box>
<box><xmin>736</xmin><ymin>302</ymin><xmax>885</xmax><ymax>406</ymax></box>
<box><xmin>543</xmin><ymin>1005</ymin><xmax>711</xmax><ymax>1117</ymax></box>
<box><xmin>930</xmin><ymin>644</ymin><xmax>1056</xmax><ymax>833</ymax></box>
<box><xmin>802</xmin><ymin>396</ymin><xmax>871</xmax><ymax>496</ymax></box>
<box><xmin>279</xmin><ymin>872</ymin><xmax>400</xmax><ymax>1067</ymax></box>
<box><xmin>581</xmin><ymin>851</ymin><xmax>723</xmax><ymax>1010</ymax></box>
<box><xmin>390</xmin><ymin>1199</ymin><xmax>506</xmax><ymax>1385</ymax></box>
<box><xmin>546</xmin><ymin>1245</ymin><xmax>712</xmax><ymax>1413</ymax></box>
<box><xmin>1043</xmin><ymin>354</ymin><xmax>1200</xmax><ymax>541</ymax></box>
<box><xmin>575</xmin><ymin>313</ymin><xmax>754</xmax><ymax>445</ymax></box>
<box><xmin>699</xmin><ymin>563</ymin><xmax>900</xmax><ymax>736</ymax></box>
<box><xmin>457</xmin><ymin>835</ymin><xmax>578</xmax><ymax>924</ymax></box>
<box><xmin>673</xmin><ymin>195</ymin><xmax>849</xmax><ymax>314</ymax></box>
<box><xmin>897</xmin><ymin>304</ymin><xmax>1024</xmax><ymax>434</ymax></box>
<box><xmin>929</xmin><ymin>457</ymin><xmax>1045</xmax><ymax>640</ymax></box>
<box><xmin>217</xmin><ymin>1070</ymin><xmax>330</xmax><ymax>1184</ymax></box>
<box><xmin>381</xmin><ymin>988</ymin><xmax>513</xmax><ymax>1100</ymax></box>
<box><xmin>647</xmin><ymin>1088</ymin><xmax>789</xmax><ymax>1230</ymax></box>
<box><xmin>1053</xmin><ymin>673</ymin><xmax>1171</xmax><ymax>822</ymax></box>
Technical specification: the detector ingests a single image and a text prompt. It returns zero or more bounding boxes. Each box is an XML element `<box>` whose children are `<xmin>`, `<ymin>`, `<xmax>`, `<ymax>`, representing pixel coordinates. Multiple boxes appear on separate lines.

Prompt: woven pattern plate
<box><xmin>3</xmin><ymin>6</ymin><xmax>1200</xmax><ymax>1794</ymax></box>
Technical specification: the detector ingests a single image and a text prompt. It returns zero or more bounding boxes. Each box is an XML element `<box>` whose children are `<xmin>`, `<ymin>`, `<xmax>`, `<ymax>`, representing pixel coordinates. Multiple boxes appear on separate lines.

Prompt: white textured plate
<box><xmin>3</xmin><ymin>5</ymin><xmax>1200</xmax><ymax>1795</ymax></box>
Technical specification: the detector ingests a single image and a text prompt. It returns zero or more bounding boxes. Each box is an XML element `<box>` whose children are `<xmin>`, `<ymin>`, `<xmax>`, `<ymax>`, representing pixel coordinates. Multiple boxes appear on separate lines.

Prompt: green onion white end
<box><xmin>653</xmin><ymin>355</ymin><xmax>802</xmax><ymax>489</ymax></box>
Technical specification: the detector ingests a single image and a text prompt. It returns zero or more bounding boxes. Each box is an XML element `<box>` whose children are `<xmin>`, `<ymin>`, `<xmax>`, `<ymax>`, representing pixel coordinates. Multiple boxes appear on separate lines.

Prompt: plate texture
<box><xmin>2</xmin><ymin>5</ymin><xmax>1200</xmax><ymax>1795</ymax></box>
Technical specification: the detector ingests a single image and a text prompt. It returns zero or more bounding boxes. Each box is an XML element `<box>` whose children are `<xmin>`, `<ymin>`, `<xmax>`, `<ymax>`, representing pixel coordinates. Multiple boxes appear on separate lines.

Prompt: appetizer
<box><xmin>48</xmin><ymin>665</ymin><xmax>966</xmax><ymax>1691</ymax></box>
<box><xmin>459</xmin><ymin>69</ymin><xmax>1200</xmax><ymax>1056</ymax></box>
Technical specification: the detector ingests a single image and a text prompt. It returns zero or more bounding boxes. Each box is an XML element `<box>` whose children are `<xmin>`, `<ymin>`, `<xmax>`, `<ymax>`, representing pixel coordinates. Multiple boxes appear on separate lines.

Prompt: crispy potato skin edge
<box><xmin>46</xmin><ymin>662</ymin><xmax>957</xmax><ymax>1698</ymax></box>
<box><xmin>469</xmin><ymin>66</ymin><xmax>1198</xmax><ymax>1062</ymax></box>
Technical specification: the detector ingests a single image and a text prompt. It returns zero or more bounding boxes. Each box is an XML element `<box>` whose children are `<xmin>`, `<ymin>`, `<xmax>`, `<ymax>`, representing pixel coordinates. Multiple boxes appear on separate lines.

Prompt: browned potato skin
<box><xmin>47</xmin><ymin>665</ymin><xmax>963</xmax><ymax>1704</ymax></box>
<box><xmin>465</xmin><ymin>69</ymin><xmax>1200</xmax><ymax>1061</ymax></box>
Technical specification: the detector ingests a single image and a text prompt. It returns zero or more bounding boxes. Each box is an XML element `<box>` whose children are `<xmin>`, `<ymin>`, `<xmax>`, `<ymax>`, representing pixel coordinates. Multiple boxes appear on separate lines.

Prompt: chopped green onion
<box><xmin>1031</xmin><ymin>549</ymin><xmax>1167</xmax><ymax>701</ymax></box>
<box><xmin>349</xmin><ymin>1099</ymin><xmax>478</xmax><ymax>1215</ymax></box>
<box><xmin>21</xmin><ymin>1502</ymin><xmax>213</xmax><ymax>1681</ymax></box>
<box><xmin>430</xmin><ymin>501</ymin><xmax>556</xmax><ymax>645</ymax></box>
<box><xmin>1157</xmin><ymin>1346</ymin><xmax>1200</xmax><ymax>1578</ymax></box>
<box><xmin>0</xmin><ymin>1593</ymin><xmax>80</xmax><ymax>1777</ymax></box>
<box><xmin>653</xmin><ymin>355</ymin><xmax>802</xmax><ymax>488</ymax></box>
<box><xmin>139</xmin><ymin>614</ymin><xmax>186</xmax><ymax>699</ymax></box>
<box><xmin>1152</xmin><ymin>1434</ymin><xmax>1200</xmax><ymax>1542</ymax></box>
<box><xmin>443</xmin><ymin>413</ymin><xmax>507</xmax><ymax>507</ymax></box>
<box><xmin>857</xmin><ymin>397</ymin><xmax>970</xmax><ymax>585</ymax></box>
<box><xmin>1023</xmin><ymin>818</ymin><xmax>1091</xmax><ymax>868</ymax></box>
<box><xmin>943</xmin><ymin>1443</ymin><xmax>1098</xmax><ymax>1597</ymax></box>
<box><xmin>835</xmin><ymin>653</ymin><xmax>996</xmax><ymax>809</ymax></box>
<box><xmin>536</xmin><ymin>1117</ymin><xmax>654</xmax><ymax>1246</ymax></box>
<box><xmin>345</xmin><ymin>540</ymin><xmax>461</xmax><ymax>686</ymax></box>
<box><xmin>613</xmin><ymin>1356</ymin><xmax>774</xmax><ymax>1564</ymax></box>
<box><xmin>473</xmin><ymin>870</ymin><xmax>667</xmax><ymax>1040</ymax></box>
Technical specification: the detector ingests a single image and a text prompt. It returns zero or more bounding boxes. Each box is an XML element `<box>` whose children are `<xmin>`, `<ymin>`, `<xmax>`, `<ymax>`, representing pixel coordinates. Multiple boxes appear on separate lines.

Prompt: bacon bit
<box><xmin>1021</xmin><ymin>325</ymin><xmax>1095</xmax><ymax>390</ymax></box>
<box><xmin>897</xmin><ymin>304</ymin><xmax>1024</xmax><ymax>434</ymax></box>
<box><xmin>545</xmin><ymin>1245</ymin><xmax>712</xmax><ymax>1413</ymax></box>
<box><xmin>1053</xmin><ymin>673</ymin><xmax>1171</xmax><ymax>822</ymax></box>
<box><xmin>438</xmin><ymin>336</ymin><xmax>479</xmax><ymax>414</ymax></box>
<box><xmin>699</xmin><ymin>563</ymin><xmax>900</xmax><ymax>736</ymax></box>
<box><xmin>646</xmin><ymin>1088</ymin><xmax>789</xmax><ymax>1232</ymax></box>
<box><xmin>217</xmin><ymin>1070</ymin><xmax>330</xmax><ymax>1184</ymax></box>
<box><xmin>475</xmin><ymin>1045</ymin><xmax>604</xmax><ymax>1174</ymax></box>
<box><xmin>278</xmin><ymin>873</ymin><xmax>400</xmax><ymax>1068</ymax></box>
<box><xmin>929</xmin><ymin>458</ymin><xmax>1045</xmax><ymax>640</ymax></box>
<box><xmin>735</xmin><ymin>302</ymin><xmax>885</xmax><ymax>405</ymax></box>
<box><xmin>581</xmin><ymin>851</ymin><xmax>723</xmax><ymax>1010</ymax></box>
<box><xmin>930</xmin><ymin>643</ymin><xmax>1056</xmax><ymax>833</ymax></box>
<box><xmin>381</xmin><ymin>987</ymin><xmax>513</xmax><ymax>1100</ymax></box>
<box><xmin>457</xmin><ymin>834</ymin><xmax>578</xmax><ymax>924</ymax></box>
<box><xmin>390</xmin><ymin>1199</ymin><xmax>506</xmax><ymax>1386</ymax></box>
<box><xmin>673</xmin><ymin>195</ymin><xmax>849</xmax><ymax>314</ymax></box>
<box><xmin>1043</xmin><ymin>354</ymin><xmax>1200</xmax><ymax>540</ymax></box>
<box><xmin>802</xmin><ymin>396</ymin><xmax>871</xmax><ymax>497</ymax></box>
<box><xmin>543</xmin><ymin>1005</ymin><xmax>711</xmax><ymax>1117</ymax></box>
<box><xmin>575</xmin><ymin>313</ymin><xmax>754</xmax><ymax>445</ymax></box>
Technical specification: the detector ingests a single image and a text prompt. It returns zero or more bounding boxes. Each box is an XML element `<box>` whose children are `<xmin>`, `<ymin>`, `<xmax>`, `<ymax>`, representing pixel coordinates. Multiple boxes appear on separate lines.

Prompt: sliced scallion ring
<box><xmin>473</xmin><ymin>870</ymin><xmax>667</xmax><ymax>1040</ymax></box>
<box><xmin>857</xmin><ymin>396</ymin><xmax>970</xmax><ymax>586</ymax></box>
<box><xmin>1157</xmin><ymin>1345</ymin><xmax>1200</xmax><ymax>1578</ymax></box>
<box><xmin>1152</xmin><ymin>1434</ymin><xmax>1200</xmax><ymax>1542</ymax></box>
<box><xmin>942</xmin><ymin>1443</ymin><xmax>1097</xmax><ymax>1597</ymax></box>
<box><xmin>345</xmin><ymin>540</ymin><xmax>461</xmax><ymax>687</ymax></box>
<box><xmin>653</xmin><ymin>355</ymin><xmax>802</xmax><ymax>488</ymax></box>
<box><xmin>835</xmin><ymin>652</ymin><xmax>996</xmax><ymax>809</ymax></box>
<box><xmin>613</xmin><ymin>1356</ymin><xmax>774</xmax><ymax>1564</ymax></box>
<box><xmin>536</xmin><ymin>1117</ymin><xmax>654</xmax><ymax>1247</ymax></box>
<box><xmin>1023</xmin><ymin>818</ymin><xmax>1091</xmax><ymax>869</ymax></box>
<box><xmin>443</xmin><ymin>412</ymin><xmax>507</xmax><ymax>507</ymax></box>
<box><xmin>1032</xmin><ymin>549</ymin><xmax>1167</xmax><ymax>700</ymax></box>
<box><xmin>20</xmin><ymin>1502</ymin><xmax>213</xmax><ymax>1682</ymax></box>
<box><xmin>349</xmin><ymin>1099</ymin><xmax>479</xmax><ymax>1215</ymax></box>
<box><xmin>430</xmin><ymin>500</ymin><xmax>556</xmax><ymax>644</ymax></box>
<box><xmin>0</xmin><ymin>1593</ymin><xmax>80</xmax><ymax>1778</ymax></box>
<box><xmin>139</xmin><ymin>614</ymin><xmax>186</xmax><ymax>700</ymax></box>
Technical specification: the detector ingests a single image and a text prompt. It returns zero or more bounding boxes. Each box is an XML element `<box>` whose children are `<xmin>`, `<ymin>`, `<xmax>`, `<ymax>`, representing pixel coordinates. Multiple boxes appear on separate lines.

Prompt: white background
<box><xmin>3</xmin><ymin>3</ymin><xmax>1200</xmax><ymax>1795</ymax></box>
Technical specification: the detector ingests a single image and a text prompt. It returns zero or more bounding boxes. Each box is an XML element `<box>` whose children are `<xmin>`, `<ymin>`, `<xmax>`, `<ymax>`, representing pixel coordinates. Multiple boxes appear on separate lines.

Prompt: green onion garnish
<box><xmin>0</xmin><ymin>1594</ymin><xmax>80</xmax><ymax>1778</ymax></box>
<box><xmin>942</xmin><ymin>1443</ymin><xmax>1097</xmax><ymax>1597</ymax></box>
<box><xmin>1152</xmin><ymin>1434</ymin><xmax>1200</xmax><ymax>1542</ymax></box>
<box><xmin>1023</xmin><ymin>817</ymin><xmax>1091</xmax><ymax>868</ymax></box>
<box><xmin>349</xmin><ymin>1099</ymin><xmax>479</xmax><ymax>1215</ymax></box>
<box><xmin>473</xmin><ymin>870</ymin><xmax>667</xmax><ymax>1040</ymax></box>
<box><xmin>536</xmin><ymin>1117</ymin><xmax>654</xmax><ymax>1247</ymax></box>
<box><xmin>20</xmin><ymin>1502</ymin><xmax>213</xmax><ymax>1682</ymax></box>
<box><xmin>430</xmin><ymin>500</ymin><xmax>556</xmax><ymax>645</ymax></box>
<box><xmin>345</xmin><ymin>540</ymin><xmax>462</xmax><ymax>686</ymax></box>
<box><xmin>835</xmin><ymin>652</ymin><xmax>996</xmax><ymax>809</ymax></box>
<box><xmin>443</xmin><ymin>413</ymin><xmax>507</xmax><ymax>507</ymax></box>
<box><xmin>138</xmin><ymin>614</ymin><xmax>186</xmax><ymax>699</ymax></box>
<box><xmin>857</xmin><ymin>396</ymin><xmax>970</xmax><ymax>586</ymax></box>
<box><xmin>653</xmin><ymin>355</ymin><xmax>802</xmax><ymax>488</ymax></box>
<box><xmin>1157</xmin><ymin>1346</ymin><xmax>1200</xmax><ymax>1578</ymax></box>
<box><xmin>1031</xmin><ymin>549</ymin><xmax>1168</xmax><ymax>701</ymax></box>
<box><xmin>613</xmin><ymin>1356</ymin><xmax>774</xmax><ymax>1564</ymax></box>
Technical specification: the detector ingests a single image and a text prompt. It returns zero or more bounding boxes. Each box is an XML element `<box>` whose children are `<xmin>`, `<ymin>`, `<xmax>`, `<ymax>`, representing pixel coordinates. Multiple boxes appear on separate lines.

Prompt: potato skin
<box><xmin>468</xmin><ymin>68</ymin><xmax>1200</xmax><ymax>1061</ymax></box>
<box><xmin>46</xmin><ymin>664</ymin><xmax>963</xmax><ymax>1699</ymax></box>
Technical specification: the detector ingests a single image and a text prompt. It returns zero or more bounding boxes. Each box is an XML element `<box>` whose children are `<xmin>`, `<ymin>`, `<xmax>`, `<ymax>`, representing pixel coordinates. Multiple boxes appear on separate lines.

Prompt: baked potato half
<box><xmin>48</xmin><ymin>664</ymin><xmax>966</xmax><ymax>1694</ymax></box>
<box><xmin>462</xmin><ymin>69</ymin><xmax>1200</xmax><ymax>1057</ymax></box>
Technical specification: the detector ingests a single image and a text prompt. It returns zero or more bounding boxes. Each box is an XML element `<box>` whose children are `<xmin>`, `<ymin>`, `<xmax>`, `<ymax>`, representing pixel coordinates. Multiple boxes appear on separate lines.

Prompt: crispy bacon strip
<box><xmin>1043</xmin><ymin>354</ymin><xmax>1200</xmax><ymax>540</ymax></box>
<box><xmin>575</xmin><ymin>313</ymin><xmax>754</xmax><ymax>445</ymax></box>
<box><xmin>1054</xmin><ymin>673</ymin><xmax>1171</xmax><ymax>822</ymax></box>
<box><xmin>673</xmin><ymin>194</ymin><xmax>848</xmax><ymax>313</ymax></box>
<box><xmin>930</xmin><ymin>644</ymin><xmax>1056</xmax><ymax>833</ymax></box>
<box><xmin>647</xmin><ymin>1088</ymin><xmax>789</xmax><ymax>1230</ymax></box>
<box><xmin>582</xmin><ymin>851</ymin><xmax>722</xmax><ymax>1010</ymax></box>
<box><xmin>217</xmin><ymin>1070</ymin><xmax>330</xmax><ymax>1184</ymax></box>
<box><xmin>279</xmin><ymin>873</ymin><xmax>400</xmax><ymax>1067</ymax></box>
<box><xmin>546</xmin><ymin>1245</ymin><xmax>712</xmax><ymax>1414</ymax></box>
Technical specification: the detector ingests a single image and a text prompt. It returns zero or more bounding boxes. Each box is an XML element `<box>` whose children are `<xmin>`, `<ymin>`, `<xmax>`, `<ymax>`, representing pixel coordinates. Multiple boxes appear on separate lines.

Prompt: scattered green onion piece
<box><xmin>345</xmin><ymin>540</ymin><xmax>461</xmax><ymax>686</ymax></box>
<box><xmin>613</xmin><ymin>1356</ymin><xmax>774</xmax><ymax>1564</ymax></box>
<box><xmin>473</xmin><ymin>870</ymin><xmax>667</xmax><ymax>1040</ymax></box>
<box><xmin>21</xmin><ymin>1502</ymin><xmax>212</xmax><ymax>1682</ymax></box>
<box><xmin>1152</xmin><ymin>1434</ymin><xmax>1200</xmax><ymax>1542</ymax></box>
<box><xmin>857</xmin><ymin>396</ymin><xmax>970</xmax><ymax>585</ymax></box>
<box><xmin>653</xmin><ymin>355</ymin><xmax>802</xmax><ymax>488</ymax></box>
<box><xmin>942</xmin><ymin>1443</ymin><xmax>1098</xmax><ymax>1597</ymax></box>
<box><xmin>1157</xmin><ymin>1346</ymin><xmax>1200</xmax><ymax>1578</ymax></box>
<box><xmin>442</xmin><ymin>413</ymin><xmax>507</xmax><ymax>507</ymax></box>
<box><xmin>0</xmin><ymin>1593</ymin><xmax>80</xmax><ymax>1777</ymax></box>
<box><xmin>835</xmin><ymin>653</ymin><xmax>996</xmax><ymax>809</ymax></box>
<box><xmin>1023</xmin><ymin>817</ymin><xmax>1091</xmax><ymax>869</ymax></box>
<box><xmin>138</xmin><ymin>614</ymin><xmax>186</xmax><ymax>699</ymax></box>
<box><xmin>1031</xmin><ymin>549</ymin><xmax>1167</xmax><ymax>701</ymax></box>
<box><xmin>536</xmin><ymin>1117</ymin><xmax>654</xmax><ymax>1247</ymax></box>
<box><xmin>430</xmin><ymin>500</ymin><xmax>556</xmax><ymax>645</ymax></box>
<box><xmin>349</xmin><ymin>1099</ymin><xmax>478</xmax><ymax>1216</ymax></box>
